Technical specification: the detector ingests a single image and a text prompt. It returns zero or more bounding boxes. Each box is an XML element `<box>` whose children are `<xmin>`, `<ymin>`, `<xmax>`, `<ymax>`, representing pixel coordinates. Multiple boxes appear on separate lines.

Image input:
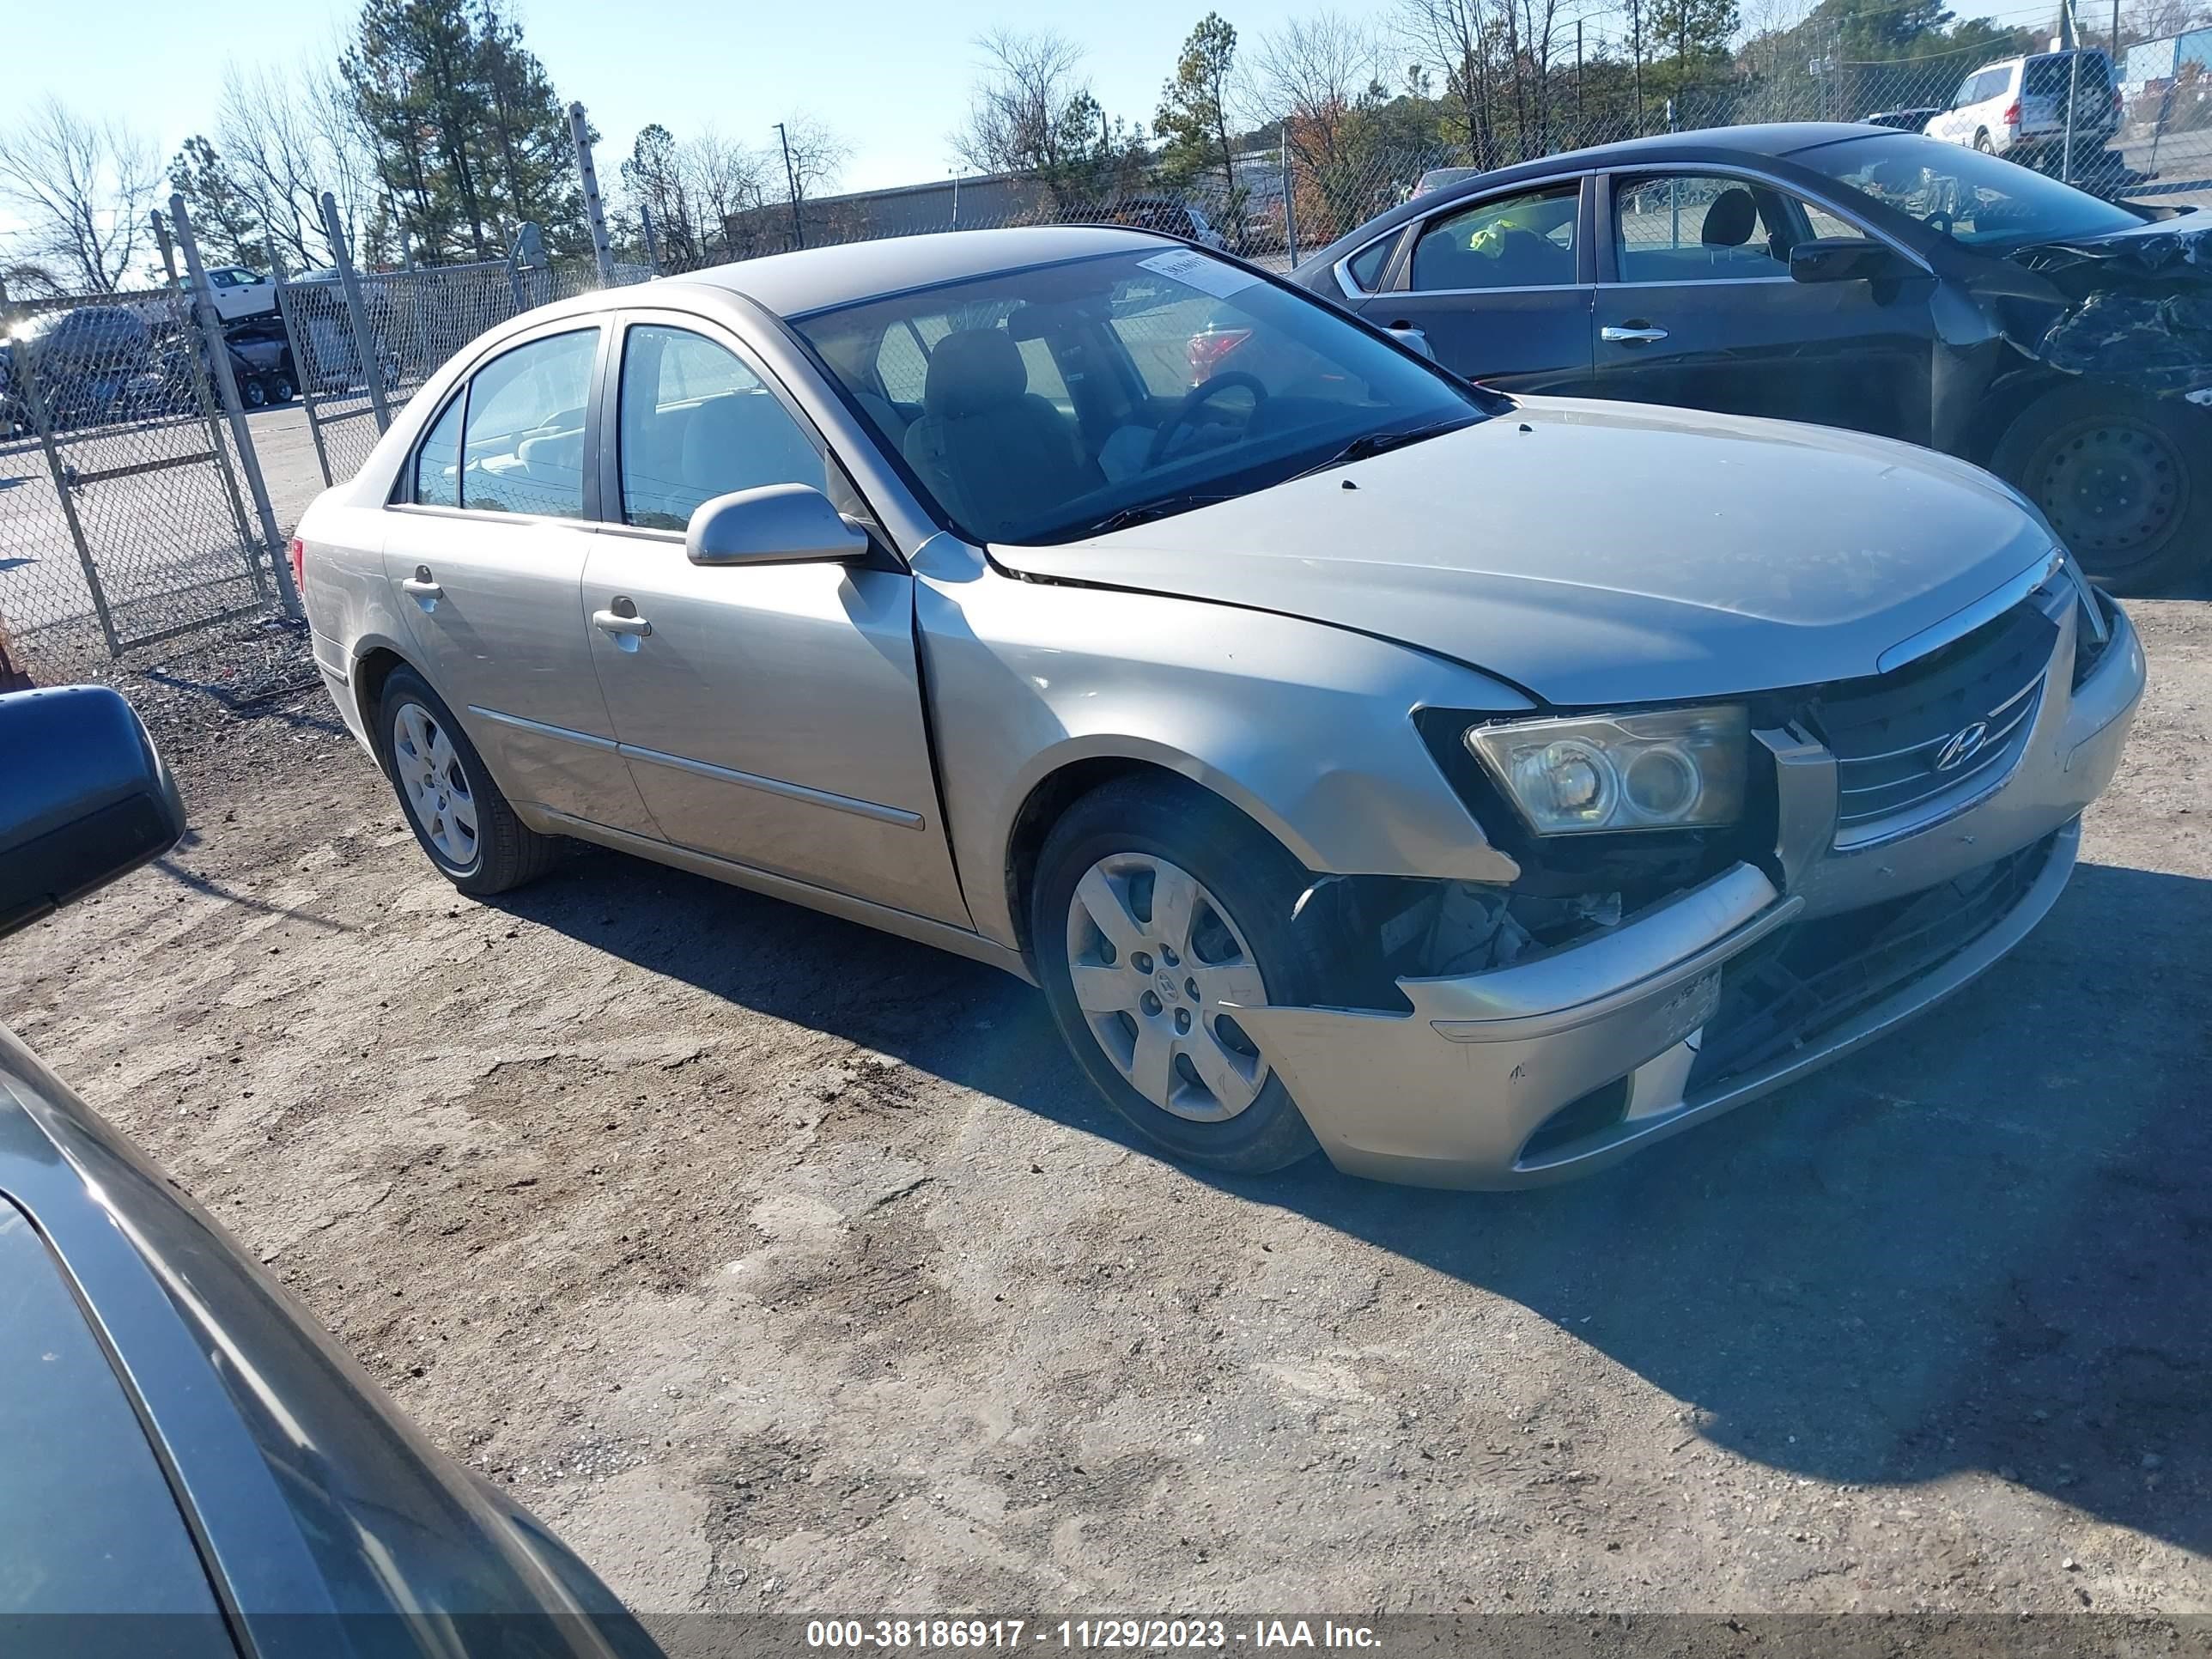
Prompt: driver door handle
<box><xmin>592</xmin><ymin>608</ymin><xmax>651</xmax><ymax>638</ymax></box>
<box><xmin>398</xmin><ymin>570</ymin><xmax>441</xmax><ymax>597</ymax></box>
<box><xmin>1601</xmin><ymin>325</ymin><xmax>1669</xmax><ymax>345</ymax></box>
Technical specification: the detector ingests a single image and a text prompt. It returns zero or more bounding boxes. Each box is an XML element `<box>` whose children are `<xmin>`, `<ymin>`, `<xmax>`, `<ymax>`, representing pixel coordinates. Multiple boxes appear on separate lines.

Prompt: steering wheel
<box><xmin>1921</xmin><ymin>208</ymin><xmax>1955</xmax><ymax>234</ymax></box>
<box><xmin>1147</xmin><ymin>371</ymin><xmax>1270</xmax><ymax>468</ymax></box>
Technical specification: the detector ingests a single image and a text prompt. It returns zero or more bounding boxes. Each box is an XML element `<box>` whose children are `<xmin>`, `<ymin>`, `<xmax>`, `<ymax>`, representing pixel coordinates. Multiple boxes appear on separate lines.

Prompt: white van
<box><xmin>1924</xmin><ymin>50</ymin><xmax>2120</xmax><ymax>161</ymax></box>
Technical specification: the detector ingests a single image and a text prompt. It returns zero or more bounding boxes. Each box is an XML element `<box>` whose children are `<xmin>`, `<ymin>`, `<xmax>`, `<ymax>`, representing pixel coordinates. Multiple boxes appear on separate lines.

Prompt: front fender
<box><xmin>915</xmin><ymin>562</ymin><xmax>1532</xmax><ymax>951</ymax></box>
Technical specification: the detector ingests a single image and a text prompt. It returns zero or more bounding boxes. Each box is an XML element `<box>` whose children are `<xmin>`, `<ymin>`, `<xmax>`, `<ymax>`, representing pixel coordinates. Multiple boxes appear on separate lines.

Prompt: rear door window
<box><xmin>459</xmin><ymin>329</ymin><xmax>597</xmax><ymax>518</ymax></box>
<box><xmin>1409</xmin><ymin>185</ymin><xmax>1581</xmax><ymax>291</ymax></box>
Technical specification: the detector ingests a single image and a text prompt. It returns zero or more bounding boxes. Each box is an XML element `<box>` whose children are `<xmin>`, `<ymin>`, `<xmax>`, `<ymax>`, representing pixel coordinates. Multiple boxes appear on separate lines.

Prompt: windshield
<box><xmin>793</xmin><ymin>246</ymin><xmax>1486</xmax><ymax>544</ymax></box>
<box><xmin>1798</xmin><ymin>131</ymin><xmax>2142</xmax><ymax>250</ymax></box>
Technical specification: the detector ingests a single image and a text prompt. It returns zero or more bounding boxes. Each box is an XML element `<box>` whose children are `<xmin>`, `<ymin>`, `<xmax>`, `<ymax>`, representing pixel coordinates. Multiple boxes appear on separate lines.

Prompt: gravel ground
<box><xmin>1</xmin><ymin>601</ymin><xmax>2207</xmax><ymax>1620</ymax></box>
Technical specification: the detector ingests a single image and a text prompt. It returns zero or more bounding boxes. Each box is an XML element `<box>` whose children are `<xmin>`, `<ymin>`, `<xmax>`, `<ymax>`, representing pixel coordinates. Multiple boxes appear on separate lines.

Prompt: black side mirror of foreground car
<box><xmin>0</xmin><ymin>685</ymin><xmax>185</xmax><ymax>942</ymax></box>
<box><xmin>1791</xmin><ymin>237</ymin><xmax>1917</xmax><ymax>287</ymax></box>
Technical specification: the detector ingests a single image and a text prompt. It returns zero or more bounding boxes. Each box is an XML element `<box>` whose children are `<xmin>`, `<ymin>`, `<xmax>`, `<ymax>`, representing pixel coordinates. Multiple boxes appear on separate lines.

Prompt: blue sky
<box><xmin>15</xmin><ymin>0</ymin><xmax>1321</xmax><ymax>197</ymax></box>
<box><xmin>17</xmin><ymin>0</ymin><xmax>2064</xmax><ymax>203</ymax></box>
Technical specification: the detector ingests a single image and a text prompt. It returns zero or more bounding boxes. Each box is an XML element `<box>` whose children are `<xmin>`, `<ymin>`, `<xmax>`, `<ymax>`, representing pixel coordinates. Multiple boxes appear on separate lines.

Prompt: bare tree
<box><xmin>1252</xmin><ymin>13</ymin><xmax>1394</xmax><ymax>242</ymax></box>
<box><xmin>775</xmin><ymin>113</ymin><xmax>850</xmax><ymax>216</ymax></box>
<box><xmin>1397</xmin><ymin>0</ymin><xmax>1503</xmax><ymax>165</ymax></box>
<box><xmin>684</xmin><ymin>129</ymin><xmax>769</xmax><ymax>259</ymax></box>
<box><xmin>2124</xmin><ymin>0</ymin><xmax>2212</xmax><ymax>40</ymax></box>
<box><xmin>1251</xmin><ymin>12</ymin><xmax>1383</xmax><ymax>173</ymax></box>
<box><xmin>951</xmin><ymin>27</ymin><xmax>1093</xmax><ymax>176</ymax></box>
<box><xmin>212</xmin><ymin>61</ymin><xmax>379</xmax><ymax>272</ymax></box>
<box><xmin>0</xmin><ymin>98</ymin><xmax>158</xmax><ymax>293</ymax></box>
<box><xmin>1516</xmin><ymin>0</ymin><xmax>1570</xmax><ymax>155</ymax></box>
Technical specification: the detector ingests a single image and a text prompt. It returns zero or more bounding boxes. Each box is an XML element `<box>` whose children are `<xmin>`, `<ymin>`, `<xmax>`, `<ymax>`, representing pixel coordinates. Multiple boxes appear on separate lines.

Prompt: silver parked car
<box><xmin>297</xmin><ymin>227</ymin><xmax>2144</xmax><ymax>1188</ymax></box>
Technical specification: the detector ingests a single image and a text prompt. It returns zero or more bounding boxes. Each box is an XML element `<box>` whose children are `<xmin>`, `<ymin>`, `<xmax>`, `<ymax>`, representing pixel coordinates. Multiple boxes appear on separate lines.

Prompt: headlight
<box><xmin>1466</xmin><ymin>705</ymin><xmax>1749</xmax><ymax>836</ymax></box>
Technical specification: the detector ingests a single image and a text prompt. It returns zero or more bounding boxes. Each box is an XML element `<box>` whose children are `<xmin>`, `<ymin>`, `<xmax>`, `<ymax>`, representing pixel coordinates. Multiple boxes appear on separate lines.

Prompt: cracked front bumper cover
<box><xmin>1234</xmin><ymin>600</ymin><xmax>2142</xmax><ymax>1190</ymax></box>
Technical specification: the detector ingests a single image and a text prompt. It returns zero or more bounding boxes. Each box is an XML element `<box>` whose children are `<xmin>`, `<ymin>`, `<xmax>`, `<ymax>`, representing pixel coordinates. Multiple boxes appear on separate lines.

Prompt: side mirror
<box><xmin>686</xmin><ymin>483</ymin><xmax>871</xmax><ymax>568</ymax></box>
<box><xmin>0</xmin><ymin>686</ymin><xmax>186</xmax><ymax>943</ymax></box>
<box><xmin>1790</xmin><ymin>238</ymin><xmax>1914</xmax><ymax>285</ymax></box>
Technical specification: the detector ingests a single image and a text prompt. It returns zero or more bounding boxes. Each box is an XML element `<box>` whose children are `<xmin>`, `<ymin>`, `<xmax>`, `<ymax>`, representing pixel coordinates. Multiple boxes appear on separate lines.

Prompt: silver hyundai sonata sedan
<box><xmin>297</xmin><ymin>225</ymin><xmax>2144</xmax><ymax>1188</ymax></box>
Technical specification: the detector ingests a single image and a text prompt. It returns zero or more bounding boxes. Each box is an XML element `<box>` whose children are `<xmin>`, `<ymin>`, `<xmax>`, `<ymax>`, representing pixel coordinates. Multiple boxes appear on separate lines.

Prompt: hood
<box><xmin>993</xmin><ymin>398</ymin><xmax>2055</xmax><ymax>707</ymax></box>
<box><xmin>2008</xmin><ymin>217</ymin><xmax>2212</xmax><ymax>398</ymax></box>
<box><xmin>2015</xmin><ymin>212</ymin><xmax>2212</xmax><ymax>274</ymax></box>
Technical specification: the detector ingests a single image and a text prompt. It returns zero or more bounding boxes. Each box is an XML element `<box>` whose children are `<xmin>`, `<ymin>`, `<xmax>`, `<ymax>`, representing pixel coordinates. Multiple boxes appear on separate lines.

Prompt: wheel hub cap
<box><xmin>2037</xmin><ymin>422</ymin><xmax>2183</xmax><ymax>563</ymax></box>
<box><xmin>392</xmin><ymin>701</ymin><xmax>479</xmax><ymax>869</ymax></box>
<box><xmin>1064</xmin><ymin>853</ymin><xmax>1269</xmax><ymax>1123</ymax></box>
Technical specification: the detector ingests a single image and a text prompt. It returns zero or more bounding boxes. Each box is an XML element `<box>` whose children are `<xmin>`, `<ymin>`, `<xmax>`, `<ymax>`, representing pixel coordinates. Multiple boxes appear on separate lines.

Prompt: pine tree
<box><xmin>167</xmin><ymin>137</ymin><xmax>265</xmax><ymax>269</ymax></box>
<box><xmin>339</xmin><ymin>0</ymin><xmax>581</xmax><ymax>265</ymax></box>
<box><xmin>1155</xmin><ymin>13</ymin><xmax>1245</xmax><ymax>235</ymax></box>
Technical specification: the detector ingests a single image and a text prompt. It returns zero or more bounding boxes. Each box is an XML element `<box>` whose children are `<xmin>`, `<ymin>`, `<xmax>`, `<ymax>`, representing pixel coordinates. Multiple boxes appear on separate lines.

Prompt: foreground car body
<box><xmin>1291</xmin><ymin>124</ymin><xmax>2212</xmax><ymax>591</ymax></box>
<box><xmin>300</xmin><ymin>227</ymin><xmax>2142</xmax><ymax>1188</ymax></box>
<box><xmin>0</xmin><ymin>686</ymin><xmax>654</xmax><ymax>1656</ymax></box>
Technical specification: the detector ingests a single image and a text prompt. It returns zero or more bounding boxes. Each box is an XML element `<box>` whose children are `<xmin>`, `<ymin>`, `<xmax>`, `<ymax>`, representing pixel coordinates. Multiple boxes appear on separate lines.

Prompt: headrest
<box><xmin>924</xmin><ymin>328</ymin><xmax>1028</xmax><ymax>419</ymax></box>
<box><xmin>1701</xmin><ymin>188</ymin><xmax>1759</xmax><ymax>249</ymax></box>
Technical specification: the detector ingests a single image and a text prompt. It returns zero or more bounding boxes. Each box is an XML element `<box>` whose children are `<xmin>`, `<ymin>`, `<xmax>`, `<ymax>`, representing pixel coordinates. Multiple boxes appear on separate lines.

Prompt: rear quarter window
<box><xmin>1345</xmin><ymin>236</ymin><xmax>1395</xmax><ymax>292</ymax></box>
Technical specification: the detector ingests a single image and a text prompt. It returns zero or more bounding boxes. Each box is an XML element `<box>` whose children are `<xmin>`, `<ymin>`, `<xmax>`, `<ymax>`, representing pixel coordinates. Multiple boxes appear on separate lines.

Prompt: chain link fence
<box><xmin>280</xmin><ymin>249</ymin><xmax>650</xmax><ymax>489</ymax></box>
<box><xmin>1</xmin><ymin>280</ymin><xmax>278</xmax><ymax>680</ymax></box>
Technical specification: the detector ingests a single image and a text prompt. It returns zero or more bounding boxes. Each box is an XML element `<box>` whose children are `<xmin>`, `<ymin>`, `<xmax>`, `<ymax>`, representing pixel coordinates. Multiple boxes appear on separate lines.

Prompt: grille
<box><xmin>1686</xmin><ymin>830</ymin><xmax>2058</xmax><ymax>1091</ymax></box>
<box><xmin>1813</xmin><ymin>599</ymin><xmax>2059</xmax><ymax>843</ymax></box>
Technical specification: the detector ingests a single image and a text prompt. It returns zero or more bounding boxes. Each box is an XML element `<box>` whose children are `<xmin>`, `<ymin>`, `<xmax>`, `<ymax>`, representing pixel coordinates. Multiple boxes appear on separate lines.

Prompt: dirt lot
<box><xmin>2</xmin><ymin>601</ymin><xmax>2208</xmax><ymax>1619</ymax></box>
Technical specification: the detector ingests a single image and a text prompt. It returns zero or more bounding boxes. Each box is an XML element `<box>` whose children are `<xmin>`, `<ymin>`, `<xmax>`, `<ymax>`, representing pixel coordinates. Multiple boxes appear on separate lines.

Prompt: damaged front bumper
<box><xmin>1237</xmin><ymin>590</ymin><xmax>2145</xmax><ymax>1189</ymax></box>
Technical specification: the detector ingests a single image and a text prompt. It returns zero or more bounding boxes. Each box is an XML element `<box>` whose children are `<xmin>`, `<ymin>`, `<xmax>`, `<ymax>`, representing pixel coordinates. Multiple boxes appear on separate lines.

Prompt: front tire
<box><xmin>1992</xmin><ymin>385</ymin><xmax>2210</xmax><ymax>593</ymax></box>
<box><xmin>377</xmin><ymin>666</ymin><xmax>560</xmax><ymax>896</ymax></box>
<box><xmin>1031</xmin><ymin>776</ymin><xmax>1325</xmax><ymax>1176</ymax></box>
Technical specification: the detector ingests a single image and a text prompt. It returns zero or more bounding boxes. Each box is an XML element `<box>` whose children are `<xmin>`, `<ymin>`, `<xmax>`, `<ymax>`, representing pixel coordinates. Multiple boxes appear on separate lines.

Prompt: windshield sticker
<box><xmin>1138</xmin><ymin>248</ymin><xmax>1260</xmax><ymax>299</ymax></box>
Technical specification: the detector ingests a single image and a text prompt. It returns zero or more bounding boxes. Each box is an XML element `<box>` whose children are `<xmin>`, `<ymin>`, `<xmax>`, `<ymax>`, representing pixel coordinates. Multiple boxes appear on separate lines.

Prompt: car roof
<box><xmin>665</xmin><ymin>224</ymin><xmax>1170</xmax><ymax>319</ymax></box>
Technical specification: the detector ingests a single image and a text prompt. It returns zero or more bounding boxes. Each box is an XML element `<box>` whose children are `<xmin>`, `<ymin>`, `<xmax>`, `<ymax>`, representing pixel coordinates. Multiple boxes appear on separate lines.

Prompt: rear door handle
<box><xmin>399</xmin><ymin>566</ymin><xmax>441</xmax><ymax>611</ymax></box>
<box><xmin>1601</xmin><ymin>325</ymin><xmax>1669</xmax><ymax>345</ymax></box>
<box><xmin>592</xmin><ymin>607</ymin><xmax>652</xmax><ymax>638</ymax></box>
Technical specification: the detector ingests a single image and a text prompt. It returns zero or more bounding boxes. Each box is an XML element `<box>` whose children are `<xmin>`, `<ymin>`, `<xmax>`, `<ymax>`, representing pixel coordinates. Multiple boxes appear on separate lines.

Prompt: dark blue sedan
<box><xmin>1291</xmin><ymin>123</ymin><xmax>2212</xmax><ymax>592</ymax></box>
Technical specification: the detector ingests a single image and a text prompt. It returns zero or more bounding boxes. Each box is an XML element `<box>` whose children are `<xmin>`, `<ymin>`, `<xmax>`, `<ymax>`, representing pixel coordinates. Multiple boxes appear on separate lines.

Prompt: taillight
<box><xmin>2002</xmin><ymin>100</ymin><xmax>2021</xmax><ymax>126</ymax></box>
<box><xmin>1187</xmin><ymin>327</ymin><xmax>1252</xmax><ymax>384</ymax></box>
<box><xmin>288</xmin><ymin>536</ymin><xmax>306</xmax><ymax>594</ymax></box>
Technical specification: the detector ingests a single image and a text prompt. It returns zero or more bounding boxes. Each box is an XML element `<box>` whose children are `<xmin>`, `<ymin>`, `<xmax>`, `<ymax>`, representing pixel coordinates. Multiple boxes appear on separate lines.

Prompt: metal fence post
<box><xmin>171</xmin><ymin>193</ymin><xmax>301</xmax><ymax>621</ymax></box>
<box><xmin>154</xmin><ymin>210</ymin><xmax>270</xmax><ymax>606</ymax></box>
<box><xmin>1280</xmin><ymin>145</ymin><xmax>1297</xmax><ymax>266</ymax></box>
<box><xmin>320</xmin><ymin>191</ymin><xmax>391</xmax><ymax>432</ymax></box>
<box><xmin>569</xmin><ymin>102</ymin><xmax>617</xmax><ymax>285</ymax></box>
<box><xmin>12</xmin><ymin>312</ymin><xmax>122</xmax><ymax>657</ymax></box>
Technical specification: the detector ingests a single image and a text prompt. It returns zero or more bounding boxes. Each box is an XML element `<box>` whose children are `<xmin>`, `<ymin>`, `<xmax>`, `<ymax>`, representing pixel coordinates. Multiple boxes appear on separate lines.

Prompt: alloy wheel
<box><xmin>1063</xmin><ymin>852</ymin><xmax>1270</xmax><ymax>1122</ymax></box>
<box><xmin>392</xmin><ymin>701</ymin><xmax>480</xmax><ymax>869</ymax></box>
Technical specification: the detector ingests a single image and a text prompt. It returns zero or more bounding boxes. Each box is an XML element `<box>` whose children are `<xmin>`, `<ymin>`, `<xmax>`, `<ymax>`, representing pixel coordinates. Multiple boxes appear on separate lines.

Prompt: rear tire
<box><xmin>270</xmin><ymin>374</ymin><xmax>295</xmax><ymax>404</ymax></box>
<box><xmin>377</xmin><ymin>666</ymin><xmax>561</xmax><ymax>896</ymax></box>
<box><xmin>1030</xmin><ymin>775</ymin><xmax>1326</xmax><ymax>1176</ymax></box>
<box><xmin>1991</xmin><ymin>384</ymin><xmax>2210</xmax><ymax>593</ymax></box>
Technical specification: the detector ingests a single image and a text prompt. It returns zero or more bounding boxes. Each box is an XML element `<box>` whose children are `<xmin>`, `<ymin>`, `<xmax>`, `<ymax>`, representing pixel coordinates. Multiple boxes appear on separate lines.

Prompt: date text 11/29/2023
<box><xmin>804</xmin><ymin>1620</ymin><xmax>1382</xmax><ymax>1650</ymax></box>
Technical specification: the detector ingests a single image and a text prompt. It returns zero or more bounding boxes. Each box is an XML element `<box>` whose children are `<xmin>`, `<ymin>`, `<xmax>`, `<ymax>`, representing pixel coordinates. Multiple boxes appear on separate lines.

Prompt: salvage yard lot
<box><xmin>3</xmin><ymin>600</ymin><xmax>2209</xmax><ymax>1614</ymax></box>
